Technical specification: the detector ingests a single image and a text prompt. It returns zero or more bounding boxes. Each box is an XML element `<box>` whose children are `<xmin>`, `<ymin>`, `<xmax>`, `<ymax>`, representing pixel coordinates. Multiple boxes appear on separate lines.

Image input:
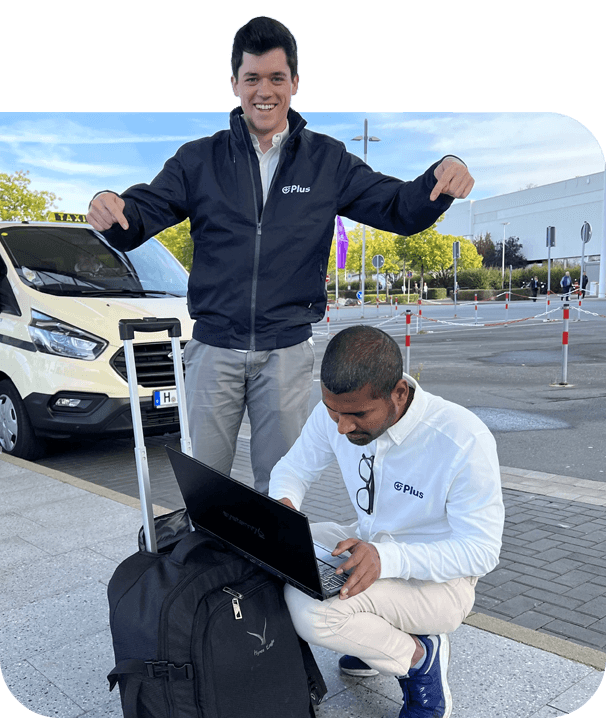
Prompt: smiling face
<box><xmin>321</xmin><ymin>381</ymin><xmax>410</xmax><ymax>446</ymax></box>
<box><xmin>231</xmin><ymin>47</ymin><xmax>298</xmax><ymax>149</ymax></box>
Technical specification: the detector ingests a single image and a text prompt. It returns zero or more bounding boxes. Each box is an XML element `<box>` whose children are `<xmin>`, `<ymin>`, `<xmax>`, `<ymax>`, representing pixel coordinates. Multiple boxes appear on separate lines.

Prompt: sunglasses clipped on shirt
<box><xmin>357</xmin><ymin>453</ymin><xmax>375</xmax><ymax>515</ymax></box>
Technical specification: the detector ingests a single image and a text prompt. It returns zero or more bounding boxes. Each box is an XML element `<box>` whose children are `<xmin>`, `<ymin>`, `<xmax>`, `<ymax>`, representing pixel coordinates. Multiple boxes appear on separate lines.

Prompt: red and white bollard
<box><xmin>417</xmin><ymin>298</ymin><xmax>423</xmax><ymax>333</ymax></box>
<box><xmin>560</xmin><ymin>303</ymin><xmax>569</xmax><ymax>384</ymax></box>
<box><xmin>505</xmin><ymin>292</ymin><xmax>509</xmax><ymax>322</ymax></box>
<box><xmin>326</xmin><ymin>303</ymin><xmax>330</xmax><ymax>335</ymax></box>
<box><xmin>474</xmin><ymin>293</ymin><xmax>478</xmax><ymax>325</ymax></box>
<box><xmin>405</xmin><ymin>309</ymin><xmax>411</xmax><ymax>374</ymax></box>
<box><xmin>395</xmin><ymin>297</ymin><xmax>398</xmax><ymax>314</ymax></box>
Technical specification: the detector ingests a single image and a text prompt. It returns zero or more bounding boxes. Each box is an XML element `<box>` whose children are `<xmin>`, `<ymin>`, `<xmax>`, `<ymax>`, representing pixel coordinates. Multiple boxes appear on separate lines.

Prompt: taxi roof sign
<box><xmin>48</xmin><ymin>212</ymin><xmax>88</xmax><ymax>224</ymax></box>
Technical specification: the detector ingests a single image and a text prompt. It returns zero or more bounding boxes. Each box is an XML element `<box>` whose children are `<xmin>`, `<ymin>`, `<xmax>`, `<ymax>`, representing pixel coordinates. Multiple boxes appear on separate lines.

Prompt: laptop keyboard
<box><xmin>318</xmin><ymin>561</ymin><xmax>348</xmax><ymax>593</ymax></box>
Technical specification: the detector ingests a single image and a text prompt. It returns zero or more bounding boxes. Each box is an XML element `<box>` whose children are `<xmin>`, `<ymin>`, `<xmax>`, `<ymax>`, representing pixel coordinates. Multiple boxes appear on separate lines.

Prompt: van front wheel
<box><xmin>0</xmin><ymin>380</ymin><xmax>42</xmax><ymax>461</ymax></box>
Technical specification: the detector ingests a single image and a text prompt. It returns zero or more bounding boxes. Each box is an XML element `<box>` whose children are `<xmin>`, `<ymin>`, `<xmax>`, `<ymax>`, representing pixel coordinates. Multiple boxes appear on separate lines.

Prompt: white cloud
<box><xmin>0</xmin><ymin>117</ymin><xmax>195</xmax><ymax>146</ymax></box>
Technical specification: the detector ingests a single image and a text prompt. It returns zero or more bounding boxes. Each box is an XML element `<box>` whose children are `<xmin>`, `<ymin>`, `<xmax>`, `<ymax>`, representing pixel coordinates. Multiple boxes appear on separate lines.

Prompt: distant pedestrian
<box><xmin>529</xmin><ymin>276</ymin><xmax>539</xmax><ymax>302</ymax></box>
<box><xmin>581</xmin><ymin>271</ymin><xmax>589</xmax><ymax>299</ymax></box>
<box><xmin>423</xmin><ymin>282</ymin><xmax>428</xmax><ymax>299</ymax></box>
<box><xmin>560</xmin><ymin>271</ymin><xmax>572</xmax><ymax>300</ymax></box>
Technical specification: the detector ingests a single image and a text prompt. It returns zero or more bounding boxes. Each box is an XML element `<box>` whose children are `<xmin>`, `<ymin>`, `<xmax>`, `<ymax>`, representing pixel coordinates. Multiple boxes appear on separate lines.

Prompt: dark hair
<box><xmin>321</xmin><ymin>326</ymin><xmax>403</xmax><ymax>399</ymax></box>
<box><xmin>231</xmin><ymin>17</ymin><xmax>298</xmax><ymax>80</ymax></box>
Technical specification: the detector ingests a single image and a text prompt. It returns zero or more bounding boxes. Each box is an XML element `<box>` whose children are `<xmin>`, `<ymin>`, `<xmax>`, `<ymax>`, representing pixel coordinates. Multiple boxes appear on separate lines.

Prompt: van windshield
<box><xmin>0</xmin><ymin>225</ymin><xmax>188</xmax><ymax>297</ymax></box>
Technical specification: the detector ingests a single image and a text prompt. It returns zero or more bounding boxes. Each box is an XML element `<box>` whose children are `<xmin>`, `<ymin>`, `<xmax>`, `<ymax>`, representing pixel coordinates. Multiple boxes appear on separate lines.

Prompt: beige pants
<box><xmin>285</xmin><ymin>522</ymin><xmax>477</xmax><ymax>676</ymax></box>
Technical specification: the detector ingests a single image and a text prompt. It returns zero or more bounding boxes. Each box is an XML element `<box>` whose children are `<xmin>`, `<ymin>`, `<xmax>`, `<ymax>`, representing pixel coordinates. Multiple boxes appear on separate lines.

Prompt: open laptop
<box><xmin>165</xmin><ymin>446</ymin><xmax>349</xmax><ymax>600</ymax></box>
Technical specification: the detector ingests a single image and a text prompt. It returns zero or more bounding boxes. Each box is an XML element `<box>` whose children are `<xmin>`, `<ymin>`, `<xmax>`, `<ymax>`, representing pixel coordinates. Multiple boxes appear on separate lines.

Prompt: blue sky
<box><xmin>1</xmin><ymin>111</ymin><xmax>603</xmax><ymax>227</ymax></box>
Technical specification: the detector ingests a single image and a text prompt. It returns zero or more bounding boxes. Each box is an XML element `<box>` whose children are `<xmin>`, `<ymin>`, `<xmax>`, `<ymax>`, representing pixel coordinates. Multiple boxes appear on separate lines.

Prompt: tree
<box><xmin>327</xmin><ymin>224</ymin><xmax>402</xmax><ymax>289</ymax></box>
<box><xmin>494</xmin><ymin>236</ymin><xmax>527</xmax><ymax>270</ymax></box>
<box><xmin>0</xmin><ymin>170</ymin><xmax>59</xmax><ymax>221</ymax></box>
<box><xmin>395</xmin><ymin>221</ymin><xmax>482</xmax><ymax>289</ymax></box>
<box><xmin>156</xmin><ymin>220</ymin><xmax>193</xmax><ymax>271</ymax></box>
<box><xmin>473</xmin><ymin>232</ymin><xmax>497</xmax><ymax>267</ymax></box>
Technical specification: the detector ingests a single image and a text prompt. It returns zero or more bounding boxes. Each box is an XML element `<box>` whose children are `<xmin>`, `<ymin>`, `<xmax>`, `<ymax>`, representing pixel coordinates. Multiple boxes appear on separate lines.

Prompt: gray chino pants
<box><xmin>183</xmin><ymin>338</ymin><xmax>315</xmax><ymax>494</ymax></box>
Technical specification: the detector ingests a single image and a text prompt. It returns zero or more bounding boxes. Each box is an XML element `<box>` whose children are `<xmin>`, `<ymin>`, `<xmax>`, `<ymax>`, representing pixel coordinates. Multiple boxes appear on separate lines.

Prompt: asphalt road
<box><xmin>310</xmin><ymin>297</ymin><xmax>606</xmax><ymax>483</ymax></box>
<box><xmin>36</xmin><ymin>296</ymin><xmax>606</xmax><ymax>484</ymax></box>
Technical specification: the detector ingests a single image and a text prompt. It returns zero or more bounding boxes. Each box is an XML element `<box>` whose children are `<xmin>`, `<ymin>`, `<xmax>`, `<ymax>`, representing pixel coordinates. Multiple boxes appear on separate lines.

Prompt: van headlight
<box><xmin>28</xmin><ymin>310</ymin><xmax>108</xmax><ymax>361</ymax></box>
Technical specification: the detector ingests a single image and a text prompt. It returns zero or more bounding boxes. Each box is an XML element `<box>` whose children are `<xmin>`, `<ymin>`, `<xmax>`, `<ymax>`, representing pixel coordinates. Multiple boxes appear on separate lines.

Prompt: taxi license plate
<box><xmin>153</xmin><ymin>389</ymin><xmax>178</xmax><ymax>408</ymax></box>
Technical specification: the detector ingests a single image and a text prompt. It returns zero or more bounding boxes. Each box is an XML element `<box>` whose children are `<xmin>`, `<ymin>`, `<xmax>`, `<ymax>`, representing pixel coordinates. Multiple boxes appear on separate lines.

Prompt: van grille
<box><xmin>111</xmin><ymin>341</ymin><xmax>187</xmax><ymax>388</ymax></box>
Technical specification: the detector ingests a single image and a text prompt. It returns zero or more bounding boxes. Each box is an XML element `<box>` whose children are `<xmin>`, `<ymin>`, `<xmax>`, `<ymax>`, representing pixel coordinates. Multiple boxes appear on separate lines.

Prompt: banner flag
<box><xmin>336</xmin><ymin>216</ymin><xmax>349</xmax><ymax>269</ymax></box>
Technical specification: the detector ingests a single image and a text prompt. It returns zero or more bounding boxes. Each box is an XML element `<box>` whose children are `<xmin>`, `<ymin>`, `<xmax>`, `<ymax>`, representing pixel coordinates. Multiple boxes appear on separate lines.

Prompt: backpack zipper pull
<box><xmin>223</xmin><ymin>587</ymin><xmax>244</xmax><ymax>620</ymax></box>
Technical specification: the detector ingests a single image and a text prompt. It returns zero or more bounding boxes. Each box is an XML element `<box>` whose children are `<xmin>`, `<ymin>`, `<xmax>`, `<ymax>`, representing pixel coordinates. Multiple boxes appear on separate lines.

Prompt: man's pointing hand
<box><xmin>430</xmin><ymin>158</ymin><xmax>474</xmax><ymax>201</ymax></box>
<box><xmin>86</xmin><ymin>192</ymin><xmax>129</xmax><ymax>232</ymax></box>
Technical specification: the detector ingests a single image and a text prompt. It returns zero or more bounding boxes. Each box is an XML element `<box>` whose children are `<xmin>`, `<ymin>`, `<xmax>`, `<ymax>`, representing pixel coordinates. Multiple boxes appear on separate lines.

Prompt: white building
<box><xmin>437</xmin><ymin>171</ymin><xmax>604</xmax><ymax>290</ymax></box>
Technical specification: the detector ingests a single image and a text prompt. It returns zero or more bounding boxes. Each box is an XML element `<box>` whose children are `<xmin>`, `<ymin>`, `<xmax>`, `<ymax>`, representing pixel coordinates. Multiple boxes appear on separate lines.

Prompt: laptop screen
<box><xmin>165</xmin><ymin>447</ymin><xmax>324</xmax><ymax>596</ymax></box>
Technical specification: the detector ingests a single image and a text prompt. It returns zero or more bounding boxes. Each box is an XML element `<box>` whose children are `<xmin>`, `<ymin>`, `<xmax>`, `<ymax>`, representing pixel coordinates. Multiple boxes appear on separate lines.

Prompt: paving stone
<box><xmin>518</xmin><ymin>529</ymin><xmax>553</xmax><ymax>543</ymax></box>
<box><xmin>553</xmin><ymin>570</ymin><xmax>602</xmax><ymax>588</ymax></box>
<box><xmin>532</xmin><ymin>603</ymin><xmax>598</xmax><ymax>628</ymax></box>
<box><xmin>498</xmin><ymin>553</ymin><xmax>548</xmax><ymax>569</ymax></box>
<box><xmin>482</xmin><ymin>581</ymin><xmax>530</xmax><ymax>601</ymax></box>
<box><xmin>521</xmin><ymin>538</ymin><xmax>563</xmax><ymax>553</ymax></box>
<box><xmin>563</xmin><ymin>583</ymin><xmax>606</xmax><ymax>603</ymax></box>
<box><xmin>504</xmin><ymin>564</ymin><xmax>558</xmax><ymax>581</ymax></box>
<box><xmin>472</xmin><ymin>594</ymin><xmax>502</xmax><ymax>611</ymax></box>
<box><xmin>523</xmin><ymin>589</ymin><xmax>583</xmax><ymax>610</ymax></box>
<box><xmin>539</xmin><ymin>620</ymin><xmax>606</xmax><ymax>649</ymax></box>
<box><xmin>513</xmin><ymin>610</ymin><xmax>554</xmax><ymax>630</ymax></box>
<box><xmin>539</xmin><ymin>557</ymin><xmax>584</xmax><ymax>574</ymax></box>
<box><xmin>514</xmin><ymin>575</ymin><xmax>571</xmax><ymax>594</ymax></box>
<box><xmin>578</xmin><ymin>596</ymin><xmax>606</xmax><ymax>619</ymax></box>
<box><xmin>477</xmin><ymin>568</ymin><xmax>522</xmax><ymax>587</ymax></box>
<box><xmin>490</xmin><ymin>594</ymin><xmax>544</xmax><ymax>618</ymax></box>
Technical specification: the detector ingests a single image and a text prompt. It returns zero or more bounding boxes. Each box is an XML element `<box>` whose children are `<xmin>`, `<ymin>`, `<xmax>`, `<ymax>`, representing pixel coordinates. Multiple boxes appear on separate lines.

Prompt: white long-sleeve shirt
<box><xmin>269</xmin><ymin>375</ymin><xmax>504</xmax><ymax>584</ymax></box>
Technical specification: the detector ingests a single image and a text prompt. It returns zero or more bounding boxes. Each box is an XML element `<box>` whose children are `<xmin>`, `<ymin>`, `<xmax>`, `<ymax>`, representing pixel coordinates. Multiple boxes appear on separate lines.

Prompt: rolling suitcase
<box><xmin>107</xmin><ymin>317</ymin><xmax>326</xmax><ymax>717</ymax></box>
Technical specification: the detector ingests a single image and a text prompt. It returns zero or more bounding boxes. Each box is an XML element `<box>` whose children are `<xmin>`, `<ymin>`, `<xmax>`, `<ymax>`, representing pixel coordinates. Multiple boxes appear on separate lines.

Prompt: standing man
<box><xmin>529</xmin><ymin>275</ymin><xmax>539</xmax><ymax>302</ymax></box>
<box><xmin>86</xmin><ymin>17</ymin><xmax>474</xmax><ymax>494</ymax></box>
<box><xmin>560</xmin><ymin>271</ymin><xmax>572</xmax><ymax>300</ymax></box>
<box><xmin>270</xmin><ymin>326</ymin><xmax>504</xmax><ymax>718</ymax></box>
<box><xmin>581</xmin><ymin>271</ymin><xmax>589</xmax><ymax>298</ymax></box>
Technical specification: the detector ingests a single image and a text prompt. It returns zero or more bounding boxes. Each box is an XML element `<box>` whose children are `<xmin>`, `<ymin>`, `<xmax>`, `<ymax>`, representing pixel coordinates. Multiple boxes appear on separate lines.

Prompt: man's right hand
<box><xmin>86</xmin><ymin>192</ymin><xmax>129</xmax><ymax>232</ymax></box>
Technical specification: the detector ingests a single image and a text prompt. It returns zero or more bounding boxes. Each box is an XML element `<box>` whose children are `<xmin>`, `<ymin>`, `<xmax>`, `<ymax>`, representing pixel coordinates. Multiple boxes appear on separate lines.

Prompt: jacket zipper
<box><xmin>245</xmin><ymin>146</ymin><xmax>288</xmax><ymax>352</ymax></box>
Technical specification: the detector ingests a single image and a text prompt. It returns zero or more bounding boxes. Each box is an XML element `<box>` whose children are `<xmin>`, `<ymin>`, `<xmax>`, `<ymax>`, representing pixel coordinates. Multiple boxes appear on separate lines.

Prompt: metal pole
<box><xmin>335</xmin><ymin>254</ymin><xmax>339</xmax><ymax>320</ymax></box>
<box><xmin>546</xmin><ymin>240</ymin><xmax>551</xmax><ymax>312</ymax></box>
<box><xmin>405</xmin><ymin>309</ymin><xmax>411</xmax><ymax>375</ymax></box>
<box><xmin>474</xmin><ymin>293</ymin><xmax>478</xmax><ymax>325</ymax></box>
<box><xmin>561</xmin><ymin>302</ymin><xmax>570</xmax><ymax>385</ymax></box>
<box><xmin>501</xmin><ymin>222</ymin><xmax>509</xmax><ymax>289</ymax></box>
<box><xmin>579</xmin><ymin>239</ymin><xmax>585</xmax><ymax>322</ymax></box>
<box><xmin>417</xmin><ymin>297</ymin><xmax>423</xmax><ymax>333</ymax></box>
<box><xmin>453</xmin><ymin>256</ymin><xmax>458</xmax><ymax>317</ymax></box>
<box><xmin>361</xmin><ymin>119</ymin><xmax>368</xmax><ymax>318</ymax></box>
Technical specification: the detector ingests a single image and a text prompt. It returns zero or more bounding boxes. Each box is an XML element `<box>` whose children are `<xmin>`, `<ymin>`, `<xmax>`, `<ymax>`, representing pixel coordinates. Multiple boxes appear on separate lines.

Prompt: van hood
<box><xmin>29</xmin><ymin>294</ymin><xmax>195</xmax><ymax>347</ymax></box>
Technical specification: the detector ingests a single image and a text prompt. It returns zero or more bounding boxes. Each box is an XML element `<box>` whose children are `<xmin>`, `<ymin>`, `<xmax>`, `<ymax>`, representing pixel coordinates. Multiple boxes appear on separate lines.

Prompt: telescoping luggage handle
<box><xmin>119</xmin><ymin>318</ymin><xmax>193</xmax><ymax>553</ymax></box>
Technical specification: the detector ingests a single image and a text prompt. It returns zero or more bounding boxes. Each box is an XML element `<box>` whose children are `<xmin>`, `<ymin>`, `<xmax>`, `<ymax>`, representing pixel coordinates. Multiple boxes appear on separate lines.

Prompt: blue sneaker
<box><xmin>338</xmin><ymin>655</ymin><xmax>379</xmax><ymax>677</ymax></box>
<box><xmin>398</xmin><ymin>634</ymin><xmax>451</xmax><ymax>717</ymax></box>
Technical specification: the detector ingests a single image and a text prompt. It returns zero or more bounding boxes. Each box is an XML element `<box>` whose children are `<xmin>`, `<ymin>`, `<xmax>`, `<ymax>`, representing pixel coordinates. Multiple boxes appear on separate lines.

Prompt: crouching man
<box><xmin>269</xmin><ymin>326</ymin><xmax>504</xmax><ymax>718</ymax></box>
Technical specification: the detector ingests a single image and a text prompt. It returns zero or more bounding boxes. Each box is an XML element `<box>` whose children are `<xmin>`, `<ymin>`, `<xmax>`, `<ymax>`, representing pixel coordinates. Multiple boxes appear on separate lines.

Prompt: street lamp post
<box><xmin>352</xmin><ymin>119</ymin><xmax>381</xmax><ymax>317</ymax></box>
<box><xmin>501</xmin><ymin>222</ymin><xmax>510</xmax><ymax>289</ymax></box>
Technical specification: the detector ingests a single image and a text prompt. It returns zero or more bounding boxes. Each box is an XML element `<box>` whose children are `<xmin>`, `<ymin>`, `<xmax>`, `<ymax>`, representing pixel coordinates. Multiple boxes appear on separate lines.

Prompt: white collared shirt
<box><xmin>269</xmin><ymin>375</ymin><xmax>504</xmax><ymax>583</ymax></box>
<box><xmin>250</xmin><ymin>123</ymin><xmax>290</xmax><ymax>204</ymax></box>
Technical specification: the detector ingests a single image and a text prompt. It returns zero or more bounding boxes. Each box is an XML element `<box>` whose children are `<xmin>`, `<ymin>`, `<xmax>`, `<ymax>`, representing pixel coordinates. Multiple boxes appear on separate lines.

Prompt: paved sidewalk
<box><xmin>0</xmin><ymin>451</ymin><xmax>605</xmax><ymax>718</ymax></box>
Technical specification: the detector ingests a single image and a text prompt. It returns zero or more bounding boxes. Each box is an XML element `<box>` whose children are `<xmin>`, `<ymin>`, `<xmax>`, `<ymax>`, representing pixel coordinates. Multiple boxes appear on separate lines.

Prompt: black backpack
<box><xmin>107</xmin><ymin>512</ymin><xmax>326</xmax><ymax>717</ymax></box>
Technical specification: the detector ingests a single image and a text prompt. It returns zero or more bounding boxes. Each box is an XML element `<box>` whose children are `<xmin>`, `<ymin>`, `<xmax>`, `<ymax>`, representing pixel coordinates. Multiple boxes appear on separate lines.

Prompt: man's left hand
<box><xmin>430</xmin><ymin>159</ymin><xmax>475</xmax><ymax>201</ymax></box>
<box><xmin>332</xmin><ymin>538</ymin><xmax>381</xmax><ymax>600</ymax></box>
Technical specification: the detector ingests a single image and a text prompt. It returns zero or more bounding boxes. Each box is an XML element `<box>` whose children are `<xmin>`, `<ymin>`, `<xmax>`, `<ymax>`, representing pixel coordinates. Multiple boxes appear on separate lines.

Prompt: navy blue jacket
<box><xmin>101</xmin><ymin>108</ymin><xmax>455</xmax><ymax>350</ymax></box>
